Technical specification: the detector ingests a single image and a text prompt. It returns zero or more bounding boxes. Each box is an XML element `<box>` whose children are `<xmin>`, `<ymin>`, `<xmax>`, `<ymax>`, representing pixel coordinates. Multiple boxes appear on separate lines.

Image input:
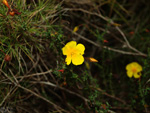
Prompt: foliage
<box><xmin>0</xmin><ymin>0</ymin><xmax>150</xmax><ymax>113</ymax></box>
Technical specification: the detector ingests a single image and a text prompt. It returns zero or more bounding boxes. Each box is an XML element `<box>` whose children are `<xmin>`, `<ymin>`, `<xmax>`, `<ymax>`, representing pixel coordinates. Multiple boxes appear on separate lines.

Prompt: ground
<box><xmin>0</xmin><ymin>0</ymin><xmax>150</xmax><ymax>113</ymax></box>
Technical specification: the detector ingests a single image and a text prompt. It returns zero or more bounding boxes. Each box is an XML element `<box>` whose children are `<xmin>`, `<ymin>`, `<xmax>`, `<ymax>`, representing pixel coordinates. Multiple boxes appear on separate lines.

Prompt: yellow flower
<box><xmin>62</xmin><ymin>41</ymin><xmax>85</xmax><ymax>65</ymax></box>
<box><xmin>126</xmin><ymin>62</ymin><xmax>142</xmax><ymax>79</ymax></box>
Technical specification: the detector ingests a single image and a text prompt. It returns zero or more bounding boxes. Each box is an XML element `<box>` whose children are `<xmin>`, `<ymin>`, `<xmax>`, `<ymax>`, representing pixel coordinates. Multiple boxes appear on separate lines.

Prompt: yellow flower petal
<box><xmin>88</xmin><ymin>57</ymin><xmax>98</xmax><ymax>62</ymax></box>
<box><xmin>85</xmin><ymin>62</ymin><xmax>90</xmax><ymax>70</ymax></box>
<box><xmin>62</xmin><ymin>47</ymin><xmax>68</xmax><ymax>55</ymax></box>
<box><xmin>66</xmin><ymin>41</ymin><xmax>77</xmax><ymax>48</ymax></box>
<box><xmin>131</xmin><ymin>62</ymin><xmax>142</xmax><ymax>71</ymax></box>
<box><xmin>127</xmin><ymin>71</ymin><xmax>133</xmax><ymax>78</ymax></box>
<box><xmin>126</xmin><ymin>63</ymin><xmax>132</xmax><ymax>70</ymax></box>
<box><xmin>73</xmin><ymin>26</ymin><xmax>79</xmax><ymax>32</ymax></box>
<box><xmin>134</xmin><ymin>73</ymin><xmax>141</xmax><ymax>79</ymax></box>
<box><xmin>72</xmin><ymin>54</ymin><xmax>84</xmax><ymax>65</ymax></box>
<box><xmin>76</xmin><ymin>43</ymin><xmax>85</xmax><ymax>55</ymax></box>
<box><xmin>62</xmin><ymin>41</ymin><xmax>77</xmax><ymax>55</ymax></box>
<box><xmin>65</xmin><ymin>55</ymin><xmax>72</xmax><ymax>65</ymax></box>
<box><xmin>136</xmin><ymin>64</ymin><xmax>142</xmax><ymax>71</ymax></box>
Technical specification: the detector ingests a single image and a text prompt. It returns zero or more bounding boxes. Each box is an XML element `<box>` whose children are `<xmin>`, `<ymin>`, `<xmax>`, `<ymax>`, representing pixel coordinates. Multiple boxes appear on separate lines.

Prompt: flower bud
<box><xmin>2</xmin><ymin>0</ymin><xmax>10</xmax><ymax>9</ymax></box>
<box><xmin>4</xmin><ymin>54</ymin><xmax>11</xmax><ymax>62</ymax></box>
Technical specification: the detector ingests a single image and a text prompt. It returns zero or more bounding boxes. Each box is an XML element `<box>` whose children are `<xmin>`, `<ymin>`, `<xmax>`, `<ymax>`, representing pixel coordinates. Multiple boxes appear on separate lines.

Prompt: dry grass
<box><xmin>0</xmin><ymin>0</ymin><xmax>150</xmax><ymax>113</ymax></box>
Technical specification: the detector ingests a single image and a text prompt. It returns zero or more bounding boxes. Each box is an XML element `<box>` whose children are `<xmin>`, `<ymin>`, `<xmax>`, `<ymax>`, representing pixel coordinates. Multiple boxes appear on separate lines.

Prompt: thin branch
<box><xmin>94</xmin><ymin>87</ymin><xmax>126</xmax><ymax>104</ymax></box>
<box><xmin>31</xmin><ymin>81</ymin><xmax>89</xmax><ymax>103</ymax></box>
<box><xmin>17</xmin><ymin>70</ymin><xmax>52</xmax><ymax>79</ymax></box>
<box><xmin>0</xmin><ymin>69</ymin><xmax>69</xmax><ymax>112</ymax></box>
<box><xmin>17</xmin><ymin>84</ymin><xmax>69</xmax><ymax>113</ymax></box>
<box><xmin>115</xmin><ymin>26</ymin><xmax>147</xmax><ymax>57</ymax></box>
<box><xmin>0</xmin><ymin>86</ymin><xmax>16</xmax><ymax>106</ymax></box>
<box><xmin>62</xmin><ymin>8</ymin><xmax>109</xmax><ymax>22</ymax></box>
<box><xmin>62</xmin><ymin>8</ymin><xmax>147</xmax><ymax>57</ymax></box>
<box><xmin>63</xmin><ymin>26</ymin><xmax>146</xmax><ymax>56</ymax></box>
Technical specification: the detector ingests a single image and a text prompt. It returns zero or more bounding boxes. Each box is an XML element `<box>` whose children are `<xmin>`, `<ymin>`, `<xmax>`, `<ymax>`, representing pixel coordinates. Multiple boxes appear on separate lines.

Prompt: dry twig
<box><xmin>63</xmin><ymin>26</ymin><xmax>146</xmax><ymax>56</ymax></box>
<box><xmin>62</xmin><ymin>8</ymin><xmax>147</xmax><ymax>57</ymax></box>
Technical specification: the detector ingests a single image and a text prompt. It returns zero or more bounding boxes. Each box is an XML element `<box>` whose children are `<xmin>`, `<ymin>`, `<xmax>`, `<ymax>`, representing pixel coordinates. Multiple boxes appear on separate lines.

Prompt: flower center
<box><xmin>69</xmin><ymin>49</ymin><xmax>77</xmax><ymax>57</ymax></box>
<box><xmin>132</xmin><ymin>67</ymin><xmax>137</xmax><ymax>73</ymax></box>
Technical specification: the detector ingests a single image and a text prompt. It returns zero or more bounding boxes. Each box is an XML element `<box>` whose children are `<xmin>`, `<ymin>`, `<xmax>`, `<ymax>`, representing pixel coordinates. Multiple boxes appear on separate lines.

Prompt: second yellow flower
<box><xmin>62</xmin><ymin>41</ymin><xmax>85</xmax><ymax>65</ymax></box>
